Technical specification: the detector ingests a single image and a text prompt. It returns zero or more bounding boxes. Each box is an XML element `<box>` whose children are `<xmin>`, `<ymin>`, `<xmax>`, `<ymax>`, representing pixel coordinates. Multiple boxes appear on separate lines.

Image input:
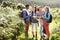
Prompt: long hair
<box><xmin>45</xmin><ymin>6</ymin><xmax>50</xmax><ymax>13</ymax></box>
<box><xmin>35</xmin><ymin>7</ymin><xmax>37</xmax><ymax>13</ymax></box>
<box><xmin>46</xmin><ymin>7</ymin><xmax>49</xmax><ymax>13</ymax></box>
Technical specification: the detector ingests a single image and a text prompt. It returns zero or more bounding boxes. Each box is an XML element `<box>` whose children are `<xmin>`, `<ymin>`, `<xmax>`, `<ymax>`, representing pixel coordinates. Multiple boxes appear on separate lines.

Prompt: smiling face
<box><xmin>32</xmin><ymin>5</ymin><xmax>35</xmax><ymax>11</ymax></box>
<box><xmin>39</xmin><ymin>7</ymin><xmax>43</xmax><ymax>12</ymax></box>
<box><xmin>45</xmin><ymin>7</ymin><xmax>49</xmax><ymax>13</ymax></box>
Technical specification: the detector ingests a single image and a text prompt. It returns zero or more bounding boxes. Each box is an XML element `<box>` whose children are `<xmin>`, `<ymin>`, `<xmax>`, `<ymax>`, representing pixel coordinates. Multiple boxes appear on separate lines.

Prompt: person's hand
<box><xmin>40</xmin><ymin>16</ymin><xmax>42</xmax><ymax>18</ymax></box>
<box><xmin>33</xmin><ymin>16</ymin><xmax>36</xmax><ymax>18</ymax></box>
<box><xmin>41</xmin><ymin>16</ymin><xmax>44</xmax><ymax>18</ymax></box>
<box><xmin>40</xmin><ymin>16</ymin><xmax>44</xmax><ymax>19</ymax></box>
<box><xmin>28</xmin><ymin>14</ymin><xmax>31</xmax><ymax>16</ymax></box>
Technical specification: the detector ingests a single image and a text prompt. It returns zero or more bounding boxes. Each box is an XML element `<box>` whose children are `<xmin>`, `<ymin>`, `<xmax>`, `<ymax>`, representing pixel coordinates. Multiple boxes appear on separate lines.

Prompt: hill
<box><xmin>2</xmin><ymin>0</ymin><xmax>60</xmax><ymax>7</ymax></box>
<box><xmin>19</xmin><ymin>0</ymin><xmax>60</xmax><ymax>7</ymax></box>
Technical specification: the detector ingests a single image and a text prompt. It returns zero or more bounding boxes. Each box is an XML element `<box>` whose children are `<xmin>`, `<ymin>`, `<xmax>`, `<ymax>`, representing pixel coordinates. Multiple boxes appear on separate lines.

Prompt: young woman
<box><xmin>30</xmin><ymin>6</ymin><xmax>38</xmax><ymax>39</ymax></box>
<box><xmin>37</xmin><ymin>7</ymin><xmax>45</xmax><ymax>40</ymax></box>
<box><xmin>43</xmin><ymin>7</ymin><xmax>50</xmax><ymax>40</ymax></box>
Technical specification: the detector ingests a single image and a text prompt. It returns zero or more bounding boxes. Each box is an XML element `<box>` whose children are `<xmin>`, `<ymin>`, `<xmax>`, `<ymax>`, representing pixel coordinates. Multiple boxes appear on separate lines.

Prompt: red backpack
<box><xmin>19</xmin><ymin>12</ymin><xmax>23</xmax><ymax>18</ymax></box>
<box><xmin>20</xmin><ymin>11</ymin><xmax>23</xmax><ymax>18</ymax></box>
<box><xmin>19</xmin><ymin>11</ymin><xmax>23</xmax><ymax>18</ymax></box>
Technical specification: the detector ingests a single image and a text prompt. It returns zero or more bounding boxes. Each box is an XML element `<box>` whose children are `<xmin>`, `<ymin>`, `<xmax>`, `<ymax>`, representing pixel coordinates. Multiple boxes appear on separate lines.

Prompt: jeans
<box><xmin>39</xmin><ymin>19</ymin><xmax>44</xmax><ymax>36</ymax></box>
<box><xmin>25</xmin><ymin>21</ymin><xmax>30</xmax><ymax>37</ymax></box>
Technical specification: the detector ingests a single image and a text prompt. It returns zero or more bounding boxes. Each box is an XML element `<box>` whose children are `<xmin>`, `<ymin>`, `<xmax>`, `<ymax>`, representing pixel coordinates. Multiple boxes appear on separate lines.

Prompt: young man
<box><xmin>22</xmin><ymin>4</ymin><xmax>30</xmax><ymax>38</ymax></box>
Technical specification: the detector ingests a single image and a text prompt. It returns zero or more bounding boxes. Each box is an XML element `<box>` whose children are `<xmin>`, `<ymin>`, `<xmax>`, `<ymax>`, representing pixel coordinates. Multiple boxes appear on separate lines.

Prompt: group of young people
<box><xmin>21</xmin><ymin>4</ymin><xmax>52</xmax><ymax>40</ymax></box>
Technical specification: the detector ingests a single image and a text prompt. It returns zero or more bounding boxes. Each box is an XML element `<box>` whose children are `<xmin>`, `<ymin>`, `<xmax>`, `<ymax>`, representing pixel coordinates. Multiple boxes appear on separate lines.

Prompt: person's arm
<box><xmin>44</xmin><ymin>13</ymin><xmax>50</xmax><ymax>21</ymax></box>
<box><xmin>23</xmin><ymin>11</ymin><xmax>29</xmax><ymax>19</ymax></box>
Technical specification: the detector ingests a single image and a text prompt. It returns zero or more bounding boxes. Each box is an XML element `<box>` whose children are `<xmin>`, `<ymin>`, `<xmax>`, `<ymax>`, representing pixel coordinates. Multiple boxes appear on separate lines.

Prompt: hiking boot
<box><xmin>32</xmin><ymin>34</ymin><xmax>35</xmax><ymax>39</ymax></box>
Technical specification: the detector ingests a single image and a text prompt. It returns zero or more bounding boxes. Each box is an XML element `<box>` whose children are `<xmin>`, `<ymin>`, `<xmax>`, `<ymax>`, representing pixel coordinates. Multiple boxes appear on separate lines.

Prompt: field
<box><xmin>0</xmin><ymin>2</ymin><xmax>60</xmax><ymax>40</ymax></box>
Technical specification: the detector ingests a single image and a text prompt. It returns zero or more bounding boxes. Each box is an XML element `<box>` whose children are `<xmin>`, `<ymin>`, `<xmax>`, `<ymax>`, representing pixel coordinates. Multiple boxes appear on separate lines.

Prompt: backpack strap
<box><xmin>46</xmin><ymin>13</ymin><xmax>48</xmax><ymax>17</ymax></box>
<box><xmin>46</xmin><ymin>12</ymin><xmax>49</xmax><ymax>17</ymax></box>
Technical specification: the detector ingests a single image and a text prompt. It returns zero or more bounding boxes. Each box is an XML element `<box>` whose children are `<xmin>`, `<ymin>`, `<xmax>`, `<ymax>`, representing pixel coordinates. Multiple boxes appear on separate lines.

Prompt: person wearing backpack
<box><xmin>22</xmin><ymin>4</ymin><xmax>30</xmax><ymax>38</ymax></box>
<box><xmin>30</xmin><ymin>6</ymin><xmax>39</xmax><ymax>39</ymax></box>
<box><xmin>43</xmin><ymin>7</ymin><xmax>52</xmax><ymax>40</ymax></box>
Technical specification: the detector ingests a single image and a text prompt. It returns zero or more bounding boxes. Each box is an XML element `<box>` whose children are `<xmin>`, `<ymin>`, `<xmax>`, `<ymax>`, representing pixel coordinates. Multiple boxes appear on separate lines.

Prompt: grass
<box><xmin>18</xmin><ymin>18</ymin><xmax>60</xmax><ymax>40</ymax></box>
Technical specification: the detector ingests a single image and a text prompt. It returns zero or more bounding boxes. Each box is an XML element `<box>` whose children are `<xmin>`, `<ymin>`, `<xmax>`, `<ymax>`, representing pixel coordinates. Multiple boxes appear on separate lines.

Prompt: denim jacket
<box><xmin>44</xmin><ymin>12</ymin><xmax>50</xmax><ymax>22</ymax></box>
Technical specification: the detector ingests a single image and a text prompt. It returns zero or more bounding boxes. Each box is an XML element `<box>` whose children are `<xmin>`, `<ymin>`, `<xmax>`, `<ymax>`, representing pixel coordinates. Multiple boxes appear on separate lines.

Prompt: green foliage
<box><xmin>0</xmin><ymin>2</ymin><xmax>25</xmax><ymax>40</ymax></box>
<box><xmin>17</xmin><ymin>5</ymin><xmax>24</xmax><ymax>10</ymax></box>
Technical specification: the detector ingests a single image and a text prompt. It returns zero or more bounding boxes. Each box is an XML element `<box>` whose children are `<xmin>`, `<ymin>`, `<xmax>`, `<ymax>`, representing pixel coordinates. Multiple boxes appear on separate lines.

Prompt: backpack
<box><xmin>46</xmin><ymin>12</ymin><xmax>52</xmax><ymax>23</ymax></box>
<box><xmin>20</xmin><ymin>11</ymin><xmax>23</xmax><ymax>18</ymax></box>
